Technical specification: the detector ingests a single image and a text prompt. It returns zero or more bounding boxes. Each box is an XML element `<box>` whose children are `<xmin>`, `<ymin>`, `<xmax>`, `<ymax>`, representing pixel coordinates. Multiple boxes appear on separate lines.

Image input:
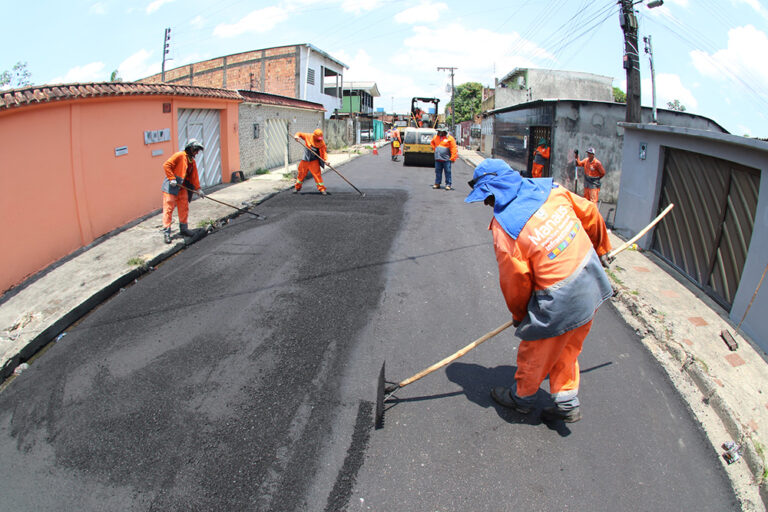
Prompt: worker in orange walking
<box><xmin>390</xmin><ymin>127</ymin><xmax>402</xmax><ymax>161</ymax></box>
<box><xmin>466</xmin><ymin>158</ymin><xmax>613</xmax><ymax>423</ymax></box>
<box><xmin>161</xmin><ymin>139</ymin><xmax>205</xmax><ymax>244</ymax></box>
<box><xmin>531</xmin><ymin>137</ymin><xmax>550</xmax><ymax>178</ymax></box>
<box><xmin>293</xmin><ymin>129</ymin><xmax>328</xmax><ymax>195</ymax></box>
<box><xmin>575</xmin><ymin>147</ymin><xmax>606</xmax><ymax>203</ymax></box>
<box><xmin>430</xmin><ymin>127</ymin><xmax>458</xmax><ymax>190</ymax></box>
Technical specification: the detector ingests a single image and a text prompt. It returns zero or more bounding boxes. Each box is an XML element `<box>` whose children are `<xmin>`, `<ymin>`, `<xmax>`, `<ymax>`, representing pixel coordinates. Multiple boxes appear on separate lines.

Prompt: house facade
<box><xmin>142</xmin><ymin>44</ymin><xmax>347</xmax><ymax>119</ymax></box>
<box><xmin>614</xmin><ymin>123</ymin><xmax>768</xmax><ymax>352</ymax></box>
<box><xmin>0</xmin><ymin>82</ymin><xmax>242</xmax><ymax>293</ymax></box>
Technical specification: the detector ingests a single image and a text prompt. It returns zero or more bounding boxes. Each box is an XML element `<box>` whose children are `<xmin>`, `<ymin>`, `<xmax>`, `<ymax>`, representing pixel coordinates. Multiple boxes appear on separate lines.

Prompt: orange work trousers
<box><xmin>531</xmin><ymin>163</ymin><xmax>544</xmax><ymax>178</ymax></box>
<box><xmin>584</xmin><ymin>187</ymin><xmax>600</xmax><ymax>203</ymax></box>
<box><xmin>514</xmin><ymin>320</ymin><xmax>593</xmax><ymax>398</ymax></box>
<box><xmin>296</xmin><ymin>160</ymin><xmax>326</xmax><ymax>192</ymax></box>
<box><xmin>162</xmin><ymin>189</ymin><xmax>189</xmax><ymax>228</ymax></box>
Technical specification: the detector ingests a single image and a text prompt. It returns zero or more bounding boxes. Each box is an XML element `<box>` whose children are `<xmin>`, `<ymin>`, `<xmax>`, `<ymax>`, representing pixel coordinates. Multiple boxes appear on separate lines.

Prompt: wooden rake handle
<box><xmin>397</xmin><ymin>319</ymin><xmax>516</xmax><ymax>389</ymax></box>
<box><xmin>608</xmin><ymin>203</ymin><xmax>674</xmax><ymax>260</ymax></box>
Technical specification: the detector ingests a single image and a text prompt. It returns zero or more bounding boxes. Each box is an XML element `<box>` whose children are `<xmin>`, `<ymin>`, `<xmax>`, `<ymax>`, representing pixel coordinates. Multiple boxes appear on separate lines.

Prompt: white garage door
<box><xmin>178</xmin><ymin>109</ymin><xmax>222</xmax><ymax>188</ymax></box>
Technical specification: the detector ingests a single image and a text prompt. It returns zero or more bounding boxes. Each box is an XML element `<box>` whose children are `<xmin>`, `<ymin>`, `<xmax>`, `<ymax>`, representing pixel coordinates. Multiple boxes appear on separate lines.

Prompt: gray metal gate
<box><xmin>652</xmin><ymin>147</ymin><xmax>761</xmax><ymax>308</ymax></box>
<box><xmin>264</xmin><ymin>119</ymin><xmax>289</xmax><ymax>170</ymax></box>
<box><xmin>178</xmin><ymin>109</ymin><xmax>222</xmax><ymax>188</ymax></box>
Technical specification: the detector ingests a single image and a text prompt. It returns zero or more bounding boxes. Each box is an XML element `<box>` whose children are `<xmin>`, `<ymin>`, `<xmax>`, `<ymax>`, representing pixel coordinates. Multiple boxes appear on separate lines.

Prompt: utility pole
<box><xmin>619</xmin><ymin>1</ymin><xmax>641</xmax><ymax>123</ymax></box>
<box><xmin>437</xmin><ymin>66</ymin><xmax>457</xmax><ymax>135</ymax></box>
<box><xmin>644</xmin><ymin>34</ymin><xmax>658</xmax><ymax>123</ymax></box>
<box><xmin>161</xmin><ymin>27</ymin><xmax>171</xmax><ymax>82</ymax></box>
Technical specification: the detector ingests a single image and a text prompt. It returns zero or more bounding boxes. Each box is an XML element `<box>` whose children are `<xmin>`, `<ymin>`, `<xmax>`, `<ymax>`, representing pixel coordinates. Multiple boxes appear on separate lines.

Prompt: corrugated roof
<box><xmin>237</xmin><ymin>90</ymin><xmax>325</xmax><ymax>111</ymax></box>
<box><xmin>0</xmin><ymin>82</ymin><xmax>242</xmax><ymax>111</ymax></box>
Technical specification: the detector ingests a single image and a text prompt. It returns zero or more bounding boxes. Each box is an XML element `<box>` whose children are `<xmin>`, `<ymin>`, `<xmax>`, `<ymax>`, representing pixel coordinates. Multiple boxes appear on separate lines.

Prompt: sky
<box><xmin>2</xmin><ymin>0</ymin><xmax>767</xmax><ymax>137</ymax></box>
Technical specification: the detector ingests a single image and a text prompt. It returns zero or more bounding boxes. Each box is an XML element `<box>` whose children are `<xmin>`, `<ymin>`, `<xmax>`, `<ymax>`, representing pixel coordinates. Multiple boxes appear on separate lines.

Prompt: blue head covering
<box><xmin>465</xmin><ymin>159</ymin><xmax>555</xmax><ymax>239</ymax></box>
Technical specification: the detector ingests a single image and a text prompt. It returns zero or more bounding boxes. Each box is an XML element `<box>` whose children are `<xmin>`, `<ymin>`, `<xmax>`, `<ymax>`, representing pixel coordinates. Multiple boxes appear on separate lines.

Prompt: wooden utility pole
<box><xmin>620</xmin><ymin>1</ymin><xmax>641</xmax><ymax>123</ymax></box>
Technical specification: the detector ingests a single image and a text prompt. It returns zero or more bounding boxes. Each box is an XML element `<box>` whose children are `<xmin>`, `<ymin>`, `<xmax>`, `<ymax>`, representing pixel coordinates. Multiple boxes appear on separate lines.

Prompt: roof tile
<box><xmin>0</xmin><ymin>82</ymin><xmax>243</xmax><ymax>111</ymax></box>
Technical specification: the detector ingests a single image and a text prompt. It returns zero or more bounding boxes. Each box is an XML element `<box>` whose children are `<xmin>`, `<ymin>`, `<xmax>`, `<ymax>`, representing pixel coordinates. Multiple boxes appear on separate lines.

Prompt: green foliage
<box><xmin>127</xmin><ymin>257</ymin><xmax>146</xmax><ymax>267</ymax></box>
<box><xmin>196</xmin><ymin>219</ymin><xmax>216</xmax><ymax>229</ymax></box>
<box><xmin>110</xmin><ymin>69</ymin><xmax>123</xmax><ymax>82</ymax></box>
<box><xmin>667</xmin><ymin>99</ymin><xmax>686</xmax><ymax>112</ymax></box>
<box><xmin>0</xmin><ymin>61</ymin><xmax>32</xmax><ymax>88</ymax></box>
<box><xmin>445</xmin><ymin>82</ymin><xmax>483</xmax><ymax>124</ymax></box>
<box><xmin>613</xmin><ymin>86</ymin><xmax>626</xmax><ymax>103</ymax></box>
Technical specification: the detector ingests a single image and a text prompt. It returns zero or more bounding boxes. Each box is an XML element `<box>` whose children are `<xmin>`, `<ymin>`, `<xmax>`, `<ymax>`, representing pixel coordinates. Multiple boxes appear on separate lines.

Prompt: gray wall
<box><xmin>489</xmin><ymin>100</ymin><xmax>727</xmax><ymax>204</ymax></box>
<box><xmin>238</xmin><ymin>103</ymin><xmax>322</xmax><ymax>176</ymax></box>
<box><xmin>323</xmin><ymin>118</ymin><xmax>353</xmax><ymax>150</ymax></box>
<box><xmin>495</xmin><ymin>69</ymin><xmax>614</xmax><ymax>110</ymax></box>
<box><xmin>614</xmin><ymin>123</ymin><xmax>768</xmax><ymax>352</ymax></box>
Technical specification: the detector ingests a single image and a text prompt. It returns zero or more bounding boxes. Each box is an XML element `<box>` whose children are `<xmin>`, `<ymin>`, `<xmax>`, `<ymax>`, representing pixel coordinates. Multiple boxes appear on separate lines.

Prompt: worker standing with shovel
<box><xmin>161</xmin><ymin>139</ymin><xmax>205</xmax><ymax>244</ymax></box>
<box><xmin>466</xmin><ymin>159</ymin><xmax>613</xmax><ymax>423</ymax></box>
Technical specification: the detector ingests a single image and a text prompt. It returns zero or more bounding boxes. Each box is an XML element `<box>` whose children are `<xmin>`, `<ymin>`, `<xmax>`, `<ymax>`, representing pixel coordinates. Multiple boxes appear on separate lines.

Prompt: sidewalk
<box><xmin>0</xmin><ymin>144</ymin><xmax>371</xmax><ymax>381</ymax></box>
<box><xmin>1</xmin><ymin>145</ymin><xmax>766</xmax><ymax>509</ymax></box>
<box><xmin>458</xmin><ymin>147</ymin><xmax>768</xmax><ymax>510</ymax></box>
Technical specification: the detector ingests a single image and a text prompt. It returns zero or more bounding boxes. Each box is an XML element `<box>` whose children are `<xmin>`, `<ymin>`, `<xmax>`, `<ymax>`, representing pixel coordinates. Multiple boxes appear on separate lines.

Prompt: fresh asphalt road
<box><xmin>0</xmin><ymin>151</ymin><xmax>737</xmax><ymax>511</ymax></box>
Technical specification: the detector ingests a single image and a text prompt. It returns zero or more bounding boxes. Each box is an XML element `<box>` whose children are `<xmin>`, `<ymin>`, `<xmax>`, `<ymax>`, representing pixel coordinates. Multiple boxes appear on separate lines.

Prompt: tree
<box><xmin>613</xmin><ymin>86</ymin><xmax>626</xmax><ymax>103</ymax></box>
<box><xmin>0</xmin><ymin>61</ymin><xmax>32</xmax><ymax>88</ymax></box>
<box><xmin>110</xmin><ymin>69</ymin><xmax>123</xmax><ymax>83</ymax></box>
<box><xmin>667</xmin><ymin>99</ymin><xmax>686</xmax><ymax>112</ymax></box>
<box><xmin>445</xmin><ymin>82</ymin><xmax>483</xmax><ymax>123</ymax></box>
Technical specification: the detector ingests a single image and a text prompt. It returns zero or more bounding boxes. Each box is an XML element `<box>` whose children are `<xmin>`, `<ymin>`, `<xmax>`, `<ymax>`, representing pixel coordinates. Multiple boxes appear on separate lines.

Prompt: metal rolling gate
<box><xmin>178</xmin><ymin>109</ymin><xmax>222</xmax><ymax>188</ymax></box>
<box><xmin>264</xmin><ymin>119</ymin><xmax>289</xmax><ymax>170</ymax></box>
<box><xmin>652</xmin><ymin>147</ymin><xmax>761</xmax><ymax>309</ymax></box>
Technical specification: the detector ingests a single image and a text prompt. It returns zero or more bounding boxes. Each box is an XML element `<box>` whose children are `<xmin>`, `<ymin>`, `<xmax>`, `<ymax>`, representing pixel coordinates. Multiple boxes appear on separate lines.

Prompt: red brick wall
<box><xmin>141</xmin><ymin>46</ymin><xmax>299</xmax><ymax>98</ymax></box>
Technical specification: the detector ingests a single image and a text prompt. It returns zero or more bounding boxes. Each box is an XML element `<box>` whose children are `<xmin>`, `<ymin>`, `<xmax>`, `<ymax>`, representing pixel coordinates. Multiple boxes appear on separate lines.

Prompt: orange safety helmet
<box><xmin>313</xmin><ymin>129</ymin><xmax>324</xmax><ymax>143</ymax></box>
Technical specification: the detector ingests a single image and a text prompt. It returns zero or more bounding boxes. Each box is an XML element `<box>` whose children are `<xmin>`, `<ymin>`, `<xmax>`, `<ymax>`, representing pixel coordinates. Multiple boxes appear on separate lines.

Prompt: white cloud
<box><xmin>118</xmin><ymin>49</ymin><xmax>158</xmax><ymax>81</ymax></box>
<box><xmin>89</xmin><ymin>2</ymin><xmax>106</xmax><ymax>15</ymax></box>
<box><xmin>690</xmin><ymin>25</ymin><xmax>768</xmax><ymax>92</ymax></box>
<box><xmin>50</xmin><ymin>62</ymin><xmax>106</xmax><ymax>84</ymax></box>
<box><xmin>642</xmin><ymin>73</ymin><xmax>698</xmax><ymax>111</ymax></box>
<box><xmin>146</xmin><ymin>0</ymin><xmax>175</xmax><ymax>14</ymax></box>
<box><xmin>213</xmin><ymin>6</ymin><xmax>289</xmax><ymax>37</ymax></box>
<box><xmin>394</xmin><ymin>2</ymin><xmax>447</xmax><ymax>24</ymax></box>
<box><xmin>190</xmin><ymin>15</ymin><xmax>204</xmax><ymax>28</ymax></box>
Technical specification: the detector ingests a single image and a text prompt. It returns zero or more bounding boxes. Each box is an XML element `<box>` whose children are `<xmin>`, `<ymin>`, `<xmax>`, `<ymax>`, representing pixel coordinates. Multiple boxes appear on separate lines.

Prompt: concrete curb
<box><xmin>612</xmin><ymin>285</ymin><xmax>767</xmax><ymax>507</ymax></box>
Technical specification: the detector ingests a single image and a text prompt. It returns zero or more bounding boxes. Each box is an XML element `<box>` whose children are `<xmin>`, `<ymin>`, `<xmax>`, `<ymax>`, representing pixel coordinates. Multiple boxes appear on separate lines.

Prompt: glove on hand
<box><xmin>169</xmin><ymin>179</ymin><xmax>178</xmax><ymax>187</ymax></box>
<box><xmin>196</xmin><ymin>189</ymin><xmax>205</xmax><ymax>199</ymax></box>
<box><xmin>600</xmin><ymin>254</ymin><xmax>613</xmax><ymax>268</ymax></box>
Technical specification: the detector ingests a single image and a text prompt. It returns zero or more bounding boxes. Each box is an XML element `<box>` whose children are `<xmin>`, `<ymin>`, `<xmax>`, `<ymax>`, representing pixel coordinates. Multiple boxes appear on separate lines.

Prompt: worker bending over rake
<box><xmin>466</xmin><ymin>159</ymin><xmax>613</xmax><ymax>423</ymax></box>
<box><xmin>294</xmin><ymin>129</ymin><xmax>328</xmax><ymax>195</ymax></box>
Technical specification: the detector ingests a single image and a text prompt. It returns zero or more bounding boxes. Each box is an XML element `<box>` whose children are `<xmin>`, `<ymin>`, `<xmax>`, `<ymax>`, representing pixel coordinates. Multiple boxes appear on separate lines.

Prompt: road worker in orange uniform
<box><xmin>466</xmin><ymin>159</ymin><xmax>613</xmax><ymax>422</ymax></box>
<box><xmin>161</xmin><ymin>139</ymin><xmax>205</xmax><ymax>244</ymax></box>
<box><xmin>430</xmin><ymin>128</ymin><xmax>458</xmax><ymax>190</ymax></box>
<box><xmin>531</xmin><ymin>137</ymin><xmax>550</xmax><ymax>178</ymax></box>
<box><xmin>293</xmin><ymin>129</ymin><xmax>328</xmax><ymax>195</ymax></box>
<box><xmin>575</xmin><ymin>147</ymin><xmax>606</xmax><ymax>203</ymax></box>
<box><xmin>390</xmin><ymin>127</ymin><xmax>402</xmax><ymax>161</ymax></box>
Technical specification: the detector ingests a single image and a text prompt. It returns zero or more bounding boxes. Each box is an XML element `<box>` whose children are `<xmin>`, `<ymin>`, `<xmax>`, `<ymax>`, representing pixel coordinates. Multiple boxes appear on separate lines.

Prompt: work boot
<box><xmin>541</xmin><ymin>405</ymin><xmax>582</xmax><ymax>423</ymax></box>
<box><xmin>292</xmin><ymin>188</ymin><xmax>299</xmax><ymax>194</ymax></box>
<box><xmin>445</xmin><ymin>185</ymin><xmax>453</xmax><ymax>191</ymax></box>
<box><xmin>490</xmin><ymin>387</ymin><xmax>532</xmax><ymax>414</ymax></box>
<box><xmin>179</xmin><ymin>223</ymin><xmax>194</xmax><ymax>237</ymax></box>
<box><xmin>432</xmin><ymin>184</ymin><xmax>440</xmax><ymax>189</ymax></box>
<box><xmin>321</xmin><ymin>190</ymin><xmax>327</xmax><ymax>196</ymax></box>
<box><xmin>163</xmin><ymin>229</ymin><xmax>171</xmax><ymax>244</ymax></box>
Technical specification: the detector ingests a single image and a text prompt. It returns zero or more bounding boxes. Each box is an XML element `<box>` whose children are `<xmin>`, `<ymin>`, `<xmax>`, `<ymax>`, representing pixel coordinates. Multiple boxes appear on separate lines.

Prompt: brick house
<box><xmin>142</xmin><ymin>44</ymin><xmax>347</xmax><ymax>119</ymax></box>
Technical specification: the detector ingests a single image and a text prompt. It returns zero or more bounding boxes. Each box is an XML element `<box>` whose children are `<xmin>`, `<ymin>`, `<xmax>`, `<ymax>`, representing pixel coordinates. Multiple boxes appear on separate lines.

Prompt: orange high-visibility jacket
<box><xmin>576</xmin><ymin>156</ymin><xmax>606</xmax><ymax>189</ymax></box>
<box><xmin>296</xmin><ymin>132</ymin><xmax>327</xmax><ymax>162</ymax></box>
<box><xmin>491</xmin><ymin>186</ymin><xmax>613</xmax><ymax>340</ymax></box>
<box><xmin>163</xmin><ymin>151</ymin><xmax>200</xmax><ymax>193</ymax></box>
<box><xmin>430</xmin><ymin>134</ymin><xmax>458</xmax><ymax>162</ymax></box>
<box><xmin>533</xmin><ymin>145</ymin><xmax>550</xmax><ymax>164</ymax></box>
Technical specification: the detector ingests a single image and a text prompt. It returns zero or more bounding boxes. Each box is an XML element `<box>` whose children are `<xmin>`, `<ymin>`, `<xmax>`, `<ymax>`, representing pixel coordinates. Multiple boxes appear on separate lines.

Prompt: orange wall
<box><xmin>0</xmin><ymin>95</ymin><xmax>241</xmax><ymax>293</ymax></box>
